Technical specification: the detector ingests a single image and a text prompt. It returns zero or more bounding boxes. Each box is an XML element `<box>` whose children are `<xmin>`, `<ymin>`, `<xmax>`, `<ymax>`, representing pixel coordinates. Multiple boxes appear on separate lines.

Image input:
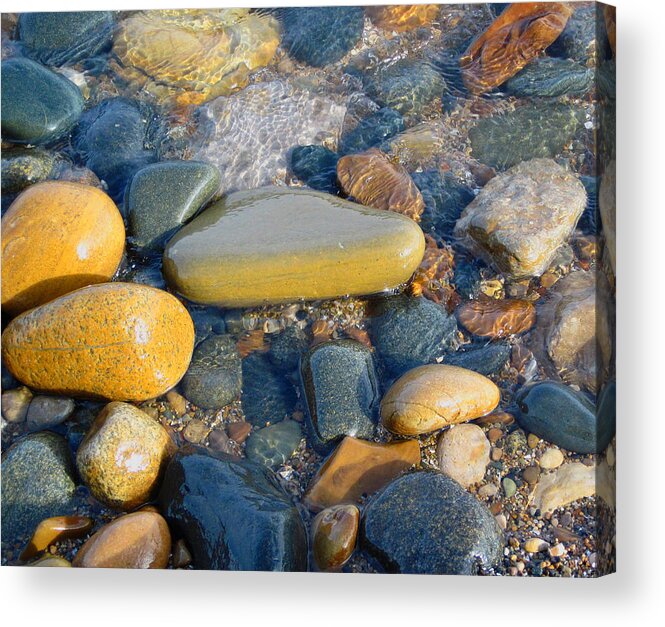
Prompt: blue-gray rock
<box><xmin>269</xmin><ymin>325</ymin><xmax>309</xmax><ymax>372</ymax></box>
<box><xmin>187</xmin><ymin>306</ymin><xmax>227</xmax><ymax>345</ymax></box>
<box><xmin>548</xmin><ymin>4</ymin><xmax>610</xmax><ymax>64</ymax></box>
<box><xmin>516</xmin><ymin>381</ymin><xmax>613</xmax><ymax>454</ymax></box>
<box><xmin>1</xmin><ymin>149</ymin><xmax>59</xmax><ymax>195</ymax></box>
<box><xmin>278</xmin><ymin>7</ymin><xmax>364</xmax><ymax>67</ymax></box>
<box><xmin>241</xmin><ymin>353</ymin><xmax>298</xmax><ymax>427</ymax></box>
<box><xmin>361</xmin><ymin>471</ymin><xmax>503</xmax><ymax>574</ymax></box>
<box><xmin>1</xmin><ymin>57</ymin><xmax>83</xmax><ymax>145</ymax></box>
<box><xmin>245</xmin><ymin>421</ymin><xmax>303</xmax><ymax>468</ymax></box>
<box><xmin>300</xmin><ymin>340</ymin><xmax>379</xmax><ymax>452</ymax></box>
<box><xmin>1</xmin><ymin>432</ymin><xmax>76</xmax><ymax>543</ymax></box>
<box><xmin>504</xmin><ymin>57</ymin><xmax>593</xmax><ymax>98</ymax></box>
<box><xmin>127</xmin><ymin>160</ymin><xmax>220</xmax><ymax>252</ymax></box>
<box><xmin>25</xmin><ymin>396</ymin><xmax>76</xmax><ymax>432</ymax></box>
<box><xmin>181</xmin><ymin>335</ymin><xmax>241</xmax><ymax>410</ymax></box>
<box><xmin>579</xmin><ymin>175</ymin><xmax>599</xmax><ymax>234</ymax></box>
<box><xmin>289</xmin><ymin>145</ymin><xmax>339</xmax><ymax>194</ymax></box>
<box><xmin>339</xmin><ymin>108</ymin><xmax>405</xmax><ymax>155</ymax></box>
<box><xmin>444</xmin><ymin>343</ymin><xmax>511</xmax><ymax>376</ymax></box>
<box><xmin>17</xmin><ymin>11</ymin><xmax>114</xmax><ymax>66</ymax></box>
<box><xmin>158</xmin><ymin>445</ymin><xmax>307</xmax><ymax>571</ymax></box>
<box><xmin>370</xmin><ymin>295</ymin><xmax>458</xmax><ymax>376</ymax></box>
<box><xmin>597</xmin><ymin>379</ymin><xmax>616</xmax><ymax>449</ymax></box>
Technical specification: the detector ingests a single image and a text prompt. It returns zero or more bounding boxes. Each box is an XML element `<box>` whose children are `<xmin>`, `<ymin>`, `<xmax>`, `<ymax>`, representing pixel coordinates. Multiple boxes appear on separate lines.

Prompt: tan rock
<box><xmin>303</xmin><ymin>436</ymin><xmax>420</xmax><ymax>511</ymax></box>
<box><xmin>20</xmin><ymin>515</ymin><xmax>93</xmax><ymax>561</ymax></box>
<box><xmin>599</xmin><ymin>160</ymin><xmax>616</xmax><ymax>272</ymax></box>
<box><xmin>436</xmin><ymin>424</ymin><xmax>490</xmax><ymax>488</ymax></box>
<box><xmin>1</xmin><ymin>386</ymin><xmax>33</xmax><ymax>423</ymax></box>
<box><xmin>366</xmin><ymin>5</ymin><xmax>440</xmax><ymax>32</ymax></box>
<box><xmin>311</xmin><ymin>504</ymin><xmax>359</xmax><ymax>571</ymax></box>
<box><xmin>1</xmin><ymin>181</ymin><xmax>124</xmax><ymax>317</ymax></box>
<box><xmin>72</xmin><ymin>511</ymin><xmax>171</xmax><ymax>568</ymax></box>
<box><xmin>32</xmin><ymin>555</ymin><xmax>72</xmax><ymax>567</ymax></box>
<box><xmin>524</xmin><ymin>537</ymin><xmax>550</xmax><ymax>553</ymax></box>
<box><xmin>539</xmin><ymin>447</ymin><xmax>564</xmax><ymax>470</ymax></box>
<box><xmin>380</xmin><ymin>365</ymin><xmax>500</xmax><ymax>436</ymax></box>
<box><xmin>384</xmin><ymin>122</ymin><xmax>444</xmax><ymax>169</ymax></box>
<box><xmin>529</xmin><ymin>462</ymin><xmax>596</xmax><ymax>513</ymax></box>
<box><xmin>76</xmin><ymin>402</ymin><xmax>176</xmax><ymax>510</ymax></box>
<box><xmin>2</xmin><ymin>282</ymin><xmax>195</xmax><ymax>401</ymax></box>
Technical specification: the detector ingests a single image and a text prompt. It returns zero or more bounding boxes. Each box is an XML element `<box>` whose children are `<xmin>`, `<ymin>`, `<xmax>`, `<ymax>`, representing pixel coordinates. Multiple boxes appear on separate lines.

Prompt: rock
<box><xmin>269</xmin><ymin>325</ymin><xmax>309</xmax><ymax>372</ymax></box>
<box><xmin>18</xmin><ymin>11</ymin><xmax>114</xmax><ymax>65</ymax></box>
<box><xmin>454</xmin><ymin>159</ymin><xmax>586</xmax><ymax>278</ymax></box>
<box><xmin>1</xmin><ymin>386</ymin><xmax>33</xmax><ymax>423</ymax></box>
<box><xmin>112</xmin><ymin>9</ymin><xmax>279</xmax><ymax>107</ymax></box>
<box><xmin>524</xmin><ymin>538</ymin><xmax>549</xmax><ymax>553</ymax></box>
<box><xmin>530</xmin><ymin>462</ymin><xmax>596</xmax><ymax>512</ymax></box>
<box><xmin>460</xmin><ymin>2</ymin><xmax>573</xmax><ymax>94</ymax></box>
<box><xmin>76</xmin><ymin>402</ymin><xmax>175</xmax><ymax>510</ymax></box>
<box><xmin>188</xmin><ymin>306</ymin><xmax>227</xmax><ymax>345</ymax></box>
<box><xmin>245</xmin><ymin>420</ymin><xmax>302</xmax><ymax>468</ymax></box>
<box><xmin>366</xmin><ymin>4</ymin><xmax>440</xmax><ymax>32</ymax></box>
<box><xmin>163</xmin><ymin>187</ymin><xmax>425</xmax><ymax>307</ymax></box>
<box><xmin>380</xmin><ymin>364</ymin><xmax>500</xmax><ymax>436</ymax></box>
<box><xmin>382</xmin><ymin>122</ymin><xmax>445</xmax><ymax>169</ymax></box>
<box><xmin>539</xmin><ymin>447</ymin><xmax>564</xmax><ymax>470</ymax></box>
<box><xmin>456</xmin><ymin>299</ymin><xmax>536</xmax><ymax>339</ymax></box>
<box><xmin>181</xmin><ymin>335</ymin><xmax>241</xmax><ymax>410</ymax></box>
<box><xmin>370</xmin><ymin>295</ymin><xmax>457</xmax><ymax>376</ymax></box>
<box><xmin>304</xmin><ymin>436</ymin><xmax>420</xmax><ymax>511</ymax></box>
<box><xmin>1</xmin><ymin>181</ymin><xmax>125</xmax><ymax>316</ymax></box>
<box><xmin>289</xmin><ymin>145</ymin><xmax>340</xmax><ymax>194</ymax></box>
<box><xmin>72</xmin><ymin>98</ymin><xmax>160</xmax><ymax>200</ymax></box>
<box><xmin>241</xmin><ymin>353</ymin><xmax>298</xmax><ymax>427</ymax></box>
<box><xmin>312</xmin><ymin>504</ymin><xmax>359</xmax><ymax>571</ymax></box>
<box><xmin>2</xmin><ymin>283</ymin><xmax>195</xmax><ymax>401</ymax></box>
<box><xmin>468</xmin><ymin>103</ymin><xmax>584</xmax><ymax>171</ymax></box>
<box><xmin>207</xmin><ymin>428</ymin><xmax>237</xmax><ymax>457</ymax></box>
<box><xmin>362</xmin><ymin>471</ymin><xmax>503</xmax><ymax>574</ymax></box>
<box><xmin>599</xmin><ymin>160</ymin><xmax>616</xmax><ymax>272</ymax></box>
<box><xmin>192</xmin><ymin>80</ymin><xmax>346</xmax><ymax>196</ymax></box>
<box><xmin>1</xmin><ymin>57</ymin><xmax>83</xmax><ymax>146</ymax></box>
<box><xmin>172</xmin><ymin>539</ymin><xmax>193</xmax><ymax>568</ymax></box>
<box><xmin>1</xmin><ymin>432</ymin><xmax>76</xmax><ymax>543</ymax></box>
<box><xmin>182</xmin><ymin>419</ymin><xmax>209</xmax><ymax>444</ymax></box>
<box><xmin>159</xmin><ymin>446</ymin><xmax>307</xmax><ymax>571</ymax></box>
<box><xmin>548</xmin><ymin>4</ymin><xmax>607</xmax><ymax>64</ymax></box>
<box><xmin>278</xmin><ymin>7</ymin><xmax>364</xmax><ymax>67</ymax></box>
<box><xmin>502</xmin><ymin>477</ymin><xmax>517</xmax><ymax>498</ymax></box>
<box><xmin>504</xmin><ymin>57</ymin><xmax>593</xmax><ymax>98</ymax></box>
<box><xmin>478</xmin><ymin>483</ymin><xmax>498</xmax><ymax>498</ymax></box>
<box><xmin>227</xmin><ymin>422</ymin><xmax>252</xmax><ymax>445</ymax></box>
<box><xmin>126</xmin><ymin>161</ymin><xmax>219</xmax><ymax>252</ymax></box>
<box><xmin>436</xmin><ymin>424</ymin><xmax>490</xmax><ymax>488</ymax></box>
<box><xmin>26</xmin><ymin>396</ymin><xmax>75</xmax><ymax>432</ymax></box>
<box><xmin>522</xmin><ymin>465</ymin><xmax>540</xmax><ymax>485</ymax></box>
<box><xmin>337</xmin><ymin>148</ymin><xmax>425</xmax><ymax>221</ymax></box>
<box><xmin>339</xmin><ymin>108</ymin><xmax>405</xmax><ymax>155</ymax></box>
<box><xmin>443</xmin><ymin>342</ymin><xmax>511</xmax><ymax>376</ymax></box>
<box><xmin>1</xmin><ymin>148</ymin><xmax>58</xmax><ymax>195</ymax></box>
<box><xmin>516</xmin><ymin>381</ymin><xmax>613</xmax><ymax>454</ymax></box>
<box><xmin>73</xmin><ymin>511</ymin><xmax>171</xmax><ymax>568</ymax></box>
<box><xmin>364</xmin><ymin>58</ymin><xmax>446</xmax><ymax>117</ymax></box>
<box><xmin>32</xmin><ymin>555</ymin><xmax>72</xmax><ymax>567</ymax></box>
<box><xmin>20</xmin><ymin>515</ymin><xmax>93</xmax><ymax>561</ymax></box>
<box><xmin>300</xmin><ymin>340</ymin><xmax>379</xmax><ymax>451</ymax></box>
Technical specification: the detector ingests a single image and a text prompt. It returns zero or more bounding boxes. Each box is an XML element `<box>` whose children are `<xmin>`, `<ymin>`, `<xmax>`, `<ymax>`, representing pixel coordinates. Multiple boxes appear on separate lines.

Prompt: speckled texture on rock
<box><xmin>2</xmin><ymin>283</ymin><xmax>195</xmax><ymax>401</ymax></box>
<box><xmin>443</xmin><ymin>342</ymin><xmax>511</xmax><ymax>377</ymax></box>
<box><xmin>361</xmin><ymin>471</ymin><xmax>503</xmax><ymax>574</ymax></box>
<box><xmin>245</xmin><ymin>420</ymin><xmax>303</xmax><ymax>468</ymax></box>
<box><xmin>1</xmin><ymin>149</ymin><xmax>58</xmax><ymax>195</ymax></box>
<box><xmin>504</xmin><ymin>57</ymin><xmax>593</xmax><ymax>98</ymax></box>
<box><xmin>436</xmin><ymin>423</ymin><xmax>490</xmax><ymax>488</ymax></box>
<box><xmin>339</xmin><ymin>108</ymin><xmax>404</xmax><ymax>156</ymax></box>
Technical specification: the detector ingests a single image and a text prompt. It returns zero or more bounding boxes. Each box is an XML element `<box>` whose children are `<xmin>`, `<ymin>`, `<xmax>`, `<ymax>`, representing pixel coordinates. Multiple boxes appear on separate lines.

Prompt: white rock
<box><xmin>436</xmin><ymin>423</ymin><xmax>490</xmax><ymax>488</ymax></box>
<box><xmin>530</xmin><ymin>462</ymin><xmax>596</xmax><ymax>513</ymax></box>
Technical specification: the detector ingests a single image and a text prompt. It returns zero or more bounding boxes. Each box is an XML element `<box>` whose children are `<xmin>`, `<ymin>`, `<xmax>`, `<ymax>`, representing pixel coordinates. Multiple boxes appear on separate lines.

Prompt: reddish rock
<box><xmin>456</xmin><ymin>298</ymin><xmax>536</xmax><ymax>338</ymax></box>
<box><xmin>227</xmin><ymin>421</ymin><xmax>251</xmax><ymax>444</ymax></box>
<box><xmin>21</xmin><ymin>515</ymin><xmax>93</xmax><ymax>561</ymax></box>
<box><xmin>311</xmin><ymin>504</ymin><xmax>359</xmax><ymax>571</ymax></box>
<box><xmin>366</xmin><ymin>5</ymin><xmax>440</xmax><ymax>32</ymax></box>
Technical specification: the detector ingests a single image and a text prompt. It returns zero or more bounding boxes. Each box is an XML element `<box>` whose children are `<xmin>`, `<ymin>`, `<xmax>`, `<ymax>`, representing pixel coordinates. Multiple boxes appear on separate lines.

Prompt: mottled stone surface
<box><xmin>159</xmin><ymin>446</ymin><xmax>307</xmax><ymax>571</ymax></box>
<box><xmin>25</xmin><ymin>396</ymin><xmax>75</xmax><ymax>432</ymax></box>
<box><xmin>76</xmin><ymin>402</ymin><xmax>176</xmax><ymax>510</ymax></box>
<box><xmin>1</xmin><ymin>149</ymin><xmax>58</xmax><ymax>195</ymax></box>
<box><xmin>289</xmin><ymin>145</ymin><xmax>340</xmax><ymax>194</ymax></box>
<box><xmin>504</xmin><ymin>57</ymin><xmax>593</xmax><ymax>98</ymax></box>
<box><xmin>456</xmin><ymin>299</ymin><xmax>536</xmax><ymax>339</ymax></box>
<box><xmin>599</xmin><ymin>160</ymin><xmax>616</xmax><ymax>272</ymax></box>
<box><xmin>2</xmin><ymin>283</ymin><xmax>195</xmax><ymax>401</ymax></box>
<box><xmin>21</xmin><ymin>515</ymin><xmax>93</xmax><ymax>561</ymax></box>
<box><xmin>339</xmin><ymin>108</ymin><xmax>404</xmax><ymax>155</ymax></box>
<box><xmin>443</xmin><ymin>342</ymin><xmax>511</xmax><ymax>377</ymax></box>
<box><xmin>436</xmin><ymin>423</ymin><xmax>490</xmax><ymax>488</ymax></box>
<box><xmin>2</xmin><ymin>181</ymin><xmax>125</xmax><ymax>316</ymax></box>
<box><xmin>366</xmin><ymin>4</ymin><xmax>440</xmax><ymax>32</ymax></box>
<box><xmin>312</xmin><ymin>504</ymin><xmax>359</xmax><ymax>571</ymax></box>
<box><xmin>454</xmin><ymin>159</ymin><xmax>586</xmax><ymax>278</ymax></box>
<box><xmin>380</xmin><ymin>364</ymin><xmax>500</xmax><ymax>435</ymax></box>
<box><xmin>548</xmin><ymin>4</ymin><xmax>606</xmax><ymax>64</ymax></box>
<box><xmin>530</xmin><ymin>462</ymin><xmax>596</xmax><ymax>513</ymax></box>
<box><xmin>163</xmin><ymin>187</ymin><xmax>425</xmax><ymax>307</ymax></box>
<box><xmin>362</xmin><ymin>471</ymin><xmax>503</xmax><ymax>574</ymax></box>
<box><xmin>245</xmin><ymin>420</ymin><xmax>302</xmax><ymax>468</ymax></box>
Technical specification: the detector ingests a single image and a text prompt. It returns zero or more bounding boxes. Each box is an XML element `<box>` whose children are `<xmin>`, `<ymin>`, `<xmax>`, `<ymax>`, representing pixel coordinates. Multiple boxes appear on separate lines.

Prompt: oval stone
<box><xmin>72</xmin><ymin>511</ymin><xmax>171</xmax><ymax>569</ymax></box>
<box><xmin>163</xmin><ymin>186</ymin><xmax>425</xmax><ymax>307</ymax></box>
<box><xmin>380</xmin><ymin>364</ymin><xmax>501</xmax><ymax>435</ymax></box>
<box><xmin>2</xmin><ymin>283</ymin><xmax>195</xmax><ymax>401</ymax></box>
<box><xmin>2</xmin><ymin>181</ymin><xmax>125</xmax><ymax>316</ymax></box>
<box><xmin>436</xmin><ymin>423</ymin><xmax>490</xmax><ymax>488</ymax></box>
<box><xmin>312</xmin><ymin>504</ymin><xmax>359</xmax><ymax>571</ymax></box>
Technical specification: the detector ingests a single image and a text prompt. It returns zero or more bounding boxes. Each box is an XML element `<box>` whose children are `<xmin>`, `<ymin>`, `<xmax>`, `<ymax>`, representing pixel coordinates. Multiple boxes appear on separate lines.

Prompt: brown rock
<box><xmin>1</xmin><ymin>386</ymin><xmax>33</xmax><ymax>423</ymax></box>
<box><xmin>166</xmin><ymin>390</ymin><xmax>187</xmax><ymax>417</ymax></box>
<box><xmin>436</xmin><ymin>424</ymin><xmax>490</xmax><ymax>488</ymax></box>
<box><xmin>227</xmin><ymin>421</ymin><xmax>251</xmax><ymax>444</ymax></box>
<box><xmin>487</xmin><ymin>427</ymin><xmax>503</xmax><ymax>444</ymax></box>
<box><xmin>172</xmin><ymin>538</ymin><xmax>192</xmax><ymax>568</ymax></box>
<box><xmin>76</xmin><ymin>402</ymin><xmax>176</xmax><ymax>510</ymax></box>
<box><xmin>183</xmin><ymin>418</ymin><xmax>209</xmax><ymax>444</ymax></box>
<box><xmin>380</xmin><ymin>364</ymin><xmax>500</xmax><ymax>436</ymax></box>
<box><xmin>456</xmin><ymin>298</ymin><xmax>536</xmax><ymax>338</ymax></box>
<box><xmin>303</xmin><ymin>436</ymin><xmax>420</xmax><ymax>511</ymax></box>
<box><xmin>31</xmin><ymin>555</ymin><xmax>72</xmax><ymax>567</ymax></box>
<box><xmin>1</xmin><ymin>181</ymin><xmax>125</xmax><ymax>317</ymax></box>
<box><xmin>1</xmin><ymin>282</ymin><xmax>195</xmax><ymax>401</ymax></box>
<box><xmin>337</xmin><ymin>148</ymin><xmax>424</xmax><ymax>221</ymax></box>
<box><xmin>72</xmin><ymin>511</ymin><xmax>171</xmax><ymax>568</ymax></box>
<box><xmin>409</xmin><ymin>235</ymin><xmax>459</xmax><ymax>313</ymax></box>
<box><xmin>460</xmin><ymin>2</ymin><xmax>573</xmax><ymax>94</ymax></box>
<box><xmin>490</xmin><ymin>447</ymin><xmax>503</xmax><ymax>462</ymax></box>
<box><xmin>366</xmin><ymin>5</ymin><xmax>440</xmax><ymax>32</ymax></box>
<box><xmin>539</xmin><ymin>447</ymin><xmax>564</xmax><ymax>470</ymax></box>
<box><xmin>522</xmin><ymin>465</ymin><xmax>540</xmax><ymax>486</ymax></box>
<box><xmin>21</xmin><ymin>515</ymin><xmax>93</xmax><ymax>561</ymax></box>
<box><xmin>311</xmin><ymin>504</ymin><xmax>359</xmax><ymax>571</ymax></box>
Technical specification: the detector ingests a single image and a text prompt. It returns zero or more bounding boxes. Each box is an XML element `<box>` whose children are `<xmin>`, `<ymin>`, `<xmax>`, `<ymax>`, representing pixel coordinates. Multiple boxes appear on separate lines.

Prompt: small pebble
<box><xmin>540</xmin><ymin>447</ymin><xmax>564</xmax><ymax>469</ymax></box>
<box><xmin>549</xmin><ymin>542</ymin><xmax>567</xmax><ymax>557</ymax></box>
<box><xmin>495</xmin><ymin>513</ymin><xmax>507</xmax><ymax>530</ymax></box>
<box><xmin>522</xmin><ymin>465</ymin><xmax>540</xmax><ymax>485</ymax></box>
<box><xmin>207</xmin><ymin>428</ymin><xmax>237</xmax><ymax>457</ymax></box>
<box><xmin>487</xmin><ymin>427</ymin><xmax>503</xmax><ymax>444</ymax></box>
<box><xmin>502</xmin><ymin>477</ymin><xmax>516</xmax><ymax>498</ymax></box>
<box><xmin>478</xmin><ymin>483</ymin><xmax>498</xmax><ymax>498</ymax></box>
<box><xmin>527</xmin><ymin>433</ymin><xmax>540</xmax><ymax>449</ymax></box>
<box><xmin>227</xmin><ymin>421</ymin><xmax>251</xmax><ymax>444</ymax></box>
<box><xmin>183</xmin><ymin>418</ymin><xmax>208</xmax><ymax>444</ymax></box>
<box><xmin>1</xmin><ymin>387</ymin><xmax>33</xmax><ymax>423</ymax></box>
<box><xmin>491</xmin><ymin>447</ymin><xmax>503</xmax><ymax>461</ymax></box>
<box><xmin>524</xmin><ymin>537</ymin><xmax>550</xmax><ymax>553</ymax></box>
<box><xmin>166</xmin><ymin>390</ymin><xmax>188</xmax><ymax>417</ymax></box>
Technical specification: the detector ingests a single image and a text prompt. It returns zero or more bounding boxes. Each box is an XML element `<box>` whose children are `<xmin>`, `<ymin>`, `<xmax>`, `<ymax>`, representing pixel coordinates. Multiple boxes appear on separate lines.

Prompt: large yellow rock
<box><xmin>1</xmin><ymin>181</ymin><xmax>125</xmax><ymax>317</ymax></box>
<box><xmin>2</xmin><ymin>283</ymin><xmax>195</xmax><ymax>401</ymax></box>
<box><xmin>380</xmin><ymin>364</ymin><xmax>500</xmax><ymax>435</ymax></box>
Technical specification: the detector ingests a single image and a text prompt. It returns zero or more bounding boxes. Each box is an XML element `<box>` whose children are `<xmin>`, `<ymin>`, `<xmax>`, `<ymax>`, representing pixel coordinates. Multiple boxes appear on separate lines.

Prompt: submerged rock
<box><xmin>504</xmin><ymin>57</ymin><xmax>593</xmax><ymax>98</ymax></box>
<box><xmin>311</xmin><ymin>504</ymin><xmax>359</xmax><ymax>571</ymax></box>
<box><xmin>530</xmin><ymin>462</ymin><xmax>596</xmax><ymax>513</ymax></box>
<box><xmin>245</xmin><ymin>420</ymin><xmax>303</xmax><ymax>468</ymax></box>
<box><xmin>456</xmin><ymin>299</ymin><xmax>536</xmax><ymax>339</ymax></box>
<box><xmin>366</xmin><ymin>4</ymin><xmax>440</xmax><ymax>32</ymax></box>
<box><xmin>443</xmin><ymin>342</ymin><xmax>511</xmax><ymax>377</ymax></box>
<box><xmin>437</xmin><ymin>424</ymin><xmax>490</xmax><ymax>488</ymax></box>
<box><xmin>289</xmin><ymin>145</ymin><xmax>340</xmax><ymax>194</ymax></box>
<box><xmin>339</xmin><ymin>108</ymin><xmax>405</xmax><ymax>155</ymax></box>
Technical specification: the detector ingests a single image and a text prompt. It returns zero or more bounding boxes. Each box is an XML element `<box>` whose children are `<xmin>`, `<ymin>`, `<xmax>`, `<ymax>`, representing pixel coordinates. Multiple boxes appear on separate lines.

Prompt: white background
<box><xmin>1</xmin><ymin>0</ymin><xmax>663</xmax><ymax>625</ymax></box>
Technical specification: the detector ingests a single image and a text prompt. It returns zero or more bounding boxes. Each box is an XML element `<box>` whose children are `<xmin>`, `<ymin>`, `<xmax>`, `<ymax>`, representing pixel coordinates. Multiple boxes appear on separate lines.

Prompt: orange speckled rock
<box><xmin>460</xmin><ymin>3</ymin><xmax>573</xmax><ymax>95</ymax></box>
<box><xmin>72</xmin><ymin>511</ymin><xmax>171</xmax><ymax>569</ymax></box>
<box><xmin>21</xmin><ymin>515</ymin><xmax>93</xmax><ymax>561</ymax></box>
<box><xmin>366</xmin><ymin>5</ymin><xmax>440</xmax><ymax>32</ymax></box>
<box><xmin>456</xmin><ymin>298</ymin><xmax>536</xmax><ymax>338</ymax></box>
<box><xmin>381</xmin><ymin>365</ymin><xmax>500</xmax><ymax>435</ymax></box>
<box><xmin>76</xmin><ymin>402</ymin><xmax>176</xmax><ymax>510</ymax></box>
<box><xmin>1</xmin><ymin>181</ymin><xmax>125</xmax><ymax>317</ymax></box>
<box><xmin>1</xmin><ymin>283</ymin><xmax>195</xmax><ymax>401</ymax></box>
<box><xmin>337</xmin><ymin>148</ymin><xmax>424</xmax><ymax>222</ymax></box>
